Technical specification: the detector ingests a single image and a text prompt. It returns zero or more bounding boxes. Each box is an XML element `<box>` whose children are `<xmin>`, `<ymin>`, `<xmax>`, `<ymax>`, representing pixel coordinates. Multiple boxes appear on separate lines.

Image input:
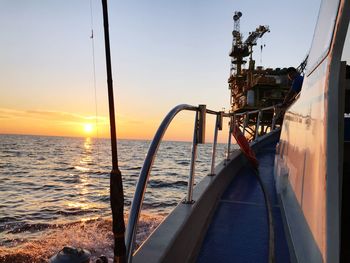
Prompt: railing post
<box><xmin>209</xmin><ymin>112</ymin><xmax>223</xmax><ymax>176</ymax></box>
<box><xmin>197</xmin><ymin>105</ymin><xmax>206</xmax><ymax>144</ymax></box>
<box><xmin>226</xmin><ymin>114</ymin><xmax>234</xmax><ymax>161</ymax></box>
<box><xmin>242</xmin><ymin>113</ymin><xmax>248</xmax><ymax>136</ymax></box>
<box><xmin>271</xmin><ymin>106</ymin><xmax>277</xmax><ymax>130</ymax></box>
<box><xmin>184</xmin><ymin>110</ymin><xmax>199</xmax><ymax>204</ymax></box>
<box><xmin>255</xmin><ymin>111</ymin><xmax>262</xmax><ymax>140</ymax></box>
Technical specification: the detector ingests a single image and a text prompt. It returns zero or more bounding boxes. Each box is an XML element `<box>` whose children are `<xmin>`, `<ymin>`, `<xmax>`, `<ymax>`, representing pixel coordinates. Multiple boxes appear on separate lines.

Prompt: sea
<box><xmin>0</xmin><ymin>134</ymin><xmax>234</xmax><ymax>262</ymax></box>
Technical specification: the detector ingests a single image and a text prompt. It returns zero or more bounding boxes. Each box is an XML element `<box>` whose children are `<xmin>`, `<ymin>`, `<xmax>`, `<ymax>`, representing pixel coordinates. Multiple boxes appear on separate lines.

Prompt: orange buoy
<box><xmin>232</xmin><ymin>124</ymin><xmax>259</xmax><ymax>169</ymax></box>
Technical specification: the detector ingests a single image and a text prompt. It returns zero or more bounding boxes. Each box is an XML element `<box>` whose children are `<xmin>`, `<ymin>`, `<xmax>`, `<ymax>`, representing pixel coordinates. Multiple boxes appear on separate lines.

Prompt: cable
<box><xmin>89</xmin><ymin>0</ymin><xmax>104</xmax><ymax>223</ymax></box>
<box><xmin>252</xmin><ymin>166</ymin><xmax>275</xmax><ymax>263</ymax></box>
<box><xmin>89</xmin><ymin>0</ymin><xmax>100</xmax><ymax>145</ymax></box>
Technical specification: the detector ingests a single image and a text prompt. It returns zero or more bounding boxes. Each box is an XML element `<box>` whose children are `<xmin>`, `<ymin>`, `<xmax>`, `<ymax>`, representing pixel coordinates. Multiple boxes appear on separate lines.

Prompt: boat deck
<box><xmin>197</xmin><ymin>142</ymin><xmax>290</xmax><ymax>263</ymax></box>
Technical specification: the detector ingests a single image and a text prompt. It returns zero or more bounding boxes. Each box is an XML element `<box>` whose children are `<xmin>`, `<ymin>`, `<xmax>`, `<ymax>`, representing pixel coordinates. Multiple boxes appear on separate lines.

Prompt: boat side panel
<box><xmin>276</xmin><ymin>0</ymin><xmax>350</xmax><ymax>261</ymax></box>
<box><xmin>278</xmin><ymin>50</ymin><xmax>328</xmax><ymax>263</ymax></box>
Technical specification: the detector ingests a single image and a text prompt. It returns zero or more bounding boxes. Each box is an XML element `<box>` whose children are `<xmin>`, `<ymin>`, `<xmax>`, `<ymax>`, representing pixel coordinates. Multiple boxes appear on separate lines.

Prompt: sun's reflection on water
<box><xmin>65</xmin><ymin>137</ymin><xmax>97</xmax><ymax>212</ymax></box>
<box><xmin>84</xmin><ymin>137</ymin><xmax>91</xmax><ymax>150</ymax></box>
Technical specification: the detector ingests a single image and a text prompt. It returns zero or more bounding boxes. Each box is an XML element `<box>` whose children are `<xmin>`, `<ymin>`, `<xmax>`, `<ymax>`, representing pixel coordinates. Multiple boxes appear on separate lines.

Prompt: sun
<box><xmin>83</xmin><ymin>123</ymin><xmax>94</xmax><ymax>134</ymax></box>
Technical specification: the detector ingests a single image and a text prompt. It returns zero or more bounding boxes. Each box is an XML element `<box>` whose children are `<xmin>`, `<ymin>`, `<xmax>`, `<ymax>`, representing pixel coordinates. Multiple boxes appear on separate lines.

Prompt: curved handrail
<box><xmin>125</xmin><ymin>104</ymin><xmax>197</xmax><ymax>260</ymax></box>
<box><xmin>125</xmin><ymin>103</ymin><xmax>282</xmax><ymax>261</ymax></box>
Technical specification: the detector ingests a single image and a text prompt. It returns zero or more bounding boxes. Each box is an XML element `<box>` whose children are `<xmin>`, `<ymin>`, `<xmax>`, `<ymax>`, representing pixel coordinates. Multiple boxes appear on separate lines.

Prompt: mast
<box><xmin>101</xmin><ymin>0</ymin><xmax>126</xmax><ymax>262</ymax></box>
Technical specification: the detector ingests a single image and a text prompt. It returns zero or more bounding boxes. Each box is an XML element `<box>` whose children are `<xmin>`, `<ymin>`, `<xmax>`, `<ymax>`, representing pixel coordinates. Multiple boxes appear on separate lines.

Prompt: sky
<box><xmin>0</xmin><ymin>0</ymin><xmax>321</xmax><ymax>141</ymax></box>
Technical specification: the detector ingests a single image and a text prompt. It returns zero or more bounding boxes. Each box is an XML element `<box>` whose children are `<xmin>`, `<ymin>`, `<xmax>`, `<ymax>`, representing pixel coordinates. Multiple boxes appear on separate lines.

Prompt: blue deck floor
<box><xmin>197</xmin><ymin>143</ymin><xmax>290</xmax><ymax>263</ymax></box>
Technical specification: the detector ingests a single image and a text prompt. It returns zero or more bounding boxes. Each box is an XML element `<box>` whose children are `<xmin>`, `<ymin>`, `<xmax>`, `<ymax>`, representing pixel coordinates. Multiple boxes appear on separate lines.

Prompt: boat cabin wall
<box><xmin>340</xmin><ymin>5</ymin><xmax>350</xmax><ymax>261</ymax></box>
<box><xmin>275</xmin><ymin>0</ymin><xmax>350</xmax><ymax>262</ymax></box>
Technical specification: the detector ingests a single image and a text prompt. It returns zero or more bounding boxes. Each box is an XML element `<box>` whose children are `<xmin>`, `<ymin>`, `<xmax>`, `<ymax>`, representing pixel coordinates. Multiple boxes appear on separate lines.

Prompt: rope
<box><xmin>90</xmin><ymin>0</ymin><xmax>100</xmax><ymax>173</ymax></box>
<box><xmin>89</xmin><ymin>0</ymin><xmax>104</xmax><ymax>223</ymax></box>
<box><xmin>89</xmin><ymin>0</ymin><xmax>100</xmax><ymax>156</ymax></box>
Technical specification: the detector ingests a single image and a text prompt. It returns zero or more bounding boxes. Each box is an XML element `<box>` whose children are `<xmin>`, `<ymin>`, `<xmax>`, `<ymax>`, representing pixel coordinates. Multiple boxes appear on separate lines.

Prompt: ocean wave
<box><xmin>7</xmin><ymin>170</ymin><xmax>29</xmax><ymax>175</ymax></box>
<box><xmin>52</xmin><ymin>166</ymin><xmax>75</xmax><ymax>171</ymax></box>
<box><xmin>0</xmin><ymin>155</ymin><xmax>16</xmax><ymax>158</ymax></box>
<box><xmin>0</xmin><ymin>135</ymin><xmax>228</xmax><ymax>262</ymax></box>
<box><xmin>7</xmin><ymin>223</ymin><xmax>54</xmax><ymax>234</ymax></box>
<box><xmin>0</xmin><ymin>216</ymin><xmax>20</xmax><ymax>225</ymax></box>
<box><xmin>0</xmin><ymin>214</ymin><xmax>164</xmax><ymax>263</ymax></box>
<box><xmin>141</xmin><ymin>201</ymin><xmax>179</xmax><ymax>211</ymax></box>
<box><xmin>124</xmin><ymin>166</ymin><xmax>142</xmax><ymax>171</ymax></box>
<box><xmin>166</xmin><ymin>172</ymin><xmax>178</xmax><ymax>176</ymax></box>
<box><xmin>1</xmin><ymin>150</ymin><xmax>22</xmax><ymax>157</ymax></box>
<box><xmin>175</xmin><ymin>160</ymin><xmax>190</xmax><ymax>166</ymax></box>
<box><xmin>74</xmin><ymin>166</ymin><xmax>90</xmax><ymax>172</ymax></box>
<box><xmin>53</xmin><ymin>177</ymin><xmax>81</xmax><ymax>184</ymax></box>
<box><xmin>55</xmin><ymin>209</ymin><xmax>99</xmax><ymax>217</ymax></box>
<box><xmin>40</xmin><ymin>184</ymin><xmax>57</xmax><ymax>189</ymax></box>
<box><xmin>148</xmin><ymin>179</ymin><xmax>187</xmax><ymax>188</ymax></box>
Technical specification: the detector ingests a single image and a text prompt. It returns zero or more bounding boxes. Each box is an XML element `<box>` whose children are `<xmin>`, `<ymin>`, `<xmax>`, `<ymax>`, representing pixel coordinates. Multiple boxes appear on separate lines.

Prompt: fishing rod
<box><xmin>101</xmin><ymin>0</ymin><xmax>127</xmax><ymax>262</ymax></box>
<box><xmin>49</xmin><ymin>1</ymin><xmax>126</xmax><ymax>262</ymax></box>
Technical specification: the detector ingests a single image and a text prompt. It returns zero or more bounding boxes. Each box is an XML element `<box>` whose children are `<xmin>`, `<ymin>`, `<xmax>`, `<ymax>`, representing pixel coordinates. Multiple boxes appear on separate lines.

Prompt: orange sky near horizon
<box><xmin>0</xmin><ymin>107</ymin><xmax>230</xmax><ymax>143</ymax></box>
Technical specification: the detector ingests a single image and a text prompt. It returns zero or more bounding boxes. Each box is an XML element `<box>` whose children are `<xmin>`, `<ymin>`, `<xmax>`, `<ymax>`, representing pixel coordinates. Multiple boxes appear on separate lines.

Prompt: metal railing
<box><xmin>125</xmin><ymin>103</ymin><xmax>280</xmax><ymax>261</ymax></box>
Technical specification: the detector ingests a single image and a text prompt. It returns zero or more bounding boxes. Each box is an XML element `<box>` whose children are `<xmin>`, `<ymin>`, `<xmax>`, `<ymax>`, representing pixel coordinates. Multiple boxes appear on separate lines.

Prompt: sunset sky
<box><xmin>0</xmin><ymin>0</ymin><xmax>321</xmax><ymax>141</ymax></box>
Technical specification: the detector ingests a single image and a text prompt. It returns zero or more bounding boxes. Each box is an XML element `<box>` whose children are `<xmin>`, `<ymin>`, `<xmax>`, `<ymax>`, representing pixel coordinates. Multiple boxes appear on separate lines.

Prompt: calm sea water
<box><xmin>0</xmin><ymin>134</ymin><xmax>232</xmax><ymax>262</ymax></box>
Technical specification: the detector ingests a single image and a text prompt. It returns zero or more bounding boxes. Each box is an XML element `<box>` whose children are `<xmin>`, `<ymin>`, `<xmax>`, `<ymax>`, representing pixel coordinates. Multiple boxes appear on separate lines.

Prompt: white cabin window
<box><xmin>341</xmin><ymin>23</ymin><xmax>350</xmax><ymax>63</ymax></box>
<box><xmin>341</xmin><ymin>22</ymin><xmax>350</xmax><ymax>114</ymax></box>
<box><xmin>307</xmin><ymin>0</ymin><xmax>340</xmax><ymax>74</ymax></box>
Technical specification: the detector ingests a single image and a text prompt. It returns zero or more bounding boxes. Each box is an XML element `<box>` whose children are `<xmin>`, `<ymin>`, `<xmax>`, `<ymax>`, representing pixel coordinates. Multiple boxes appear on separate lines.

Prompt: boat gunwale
<box><xmin>132</xmin><ymin>129</ymin><xmax>281</xmax><ymax>263</ymax></box>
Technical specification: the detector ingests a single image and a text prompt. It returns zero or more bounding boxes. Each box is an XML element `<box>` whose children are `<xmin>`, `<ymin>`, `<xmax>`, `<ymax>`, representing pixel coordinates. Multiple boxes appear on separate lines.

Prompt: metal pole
<box><xmin>226</xmin><ymin>115</ymin><xmax>233</xmax><ymax>160</ymax></box>
<box><xmin>271</xmin><ymin>106</ymin><xmax>277</xmax><ymax>130</ymax></box>
<box><xmin>242</xmin><ymin>113</ymin><xmax>248</xmax><ymax>136</ymax></box>
<box><xmin>125</xmin><ymin>105</ymin><xmax>197</xmax><ymax>260</ymax></box>
<box><xmin>101</xmin><ymin>1</ymin><xmax>126</xmax><ymax>262</ymax></box>
<box><xmin>255</xmin><ymin>111</ymin><xmax>262</xmax><ymax>140</ymax></box>
<box><xmin>185</xmin><ymin>110</ymin><xmax>199</xmax><ymax>203</ymax></box>
<box><xmin>209</xmin><ymin>113</ymin><xmax>220</xmax><ymax>175</ymax></box>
